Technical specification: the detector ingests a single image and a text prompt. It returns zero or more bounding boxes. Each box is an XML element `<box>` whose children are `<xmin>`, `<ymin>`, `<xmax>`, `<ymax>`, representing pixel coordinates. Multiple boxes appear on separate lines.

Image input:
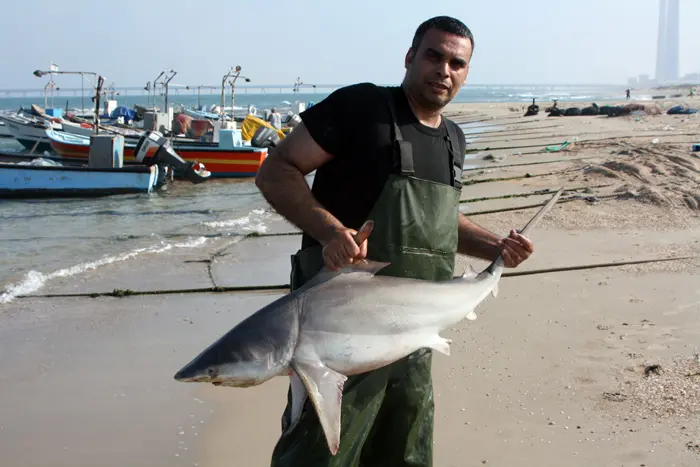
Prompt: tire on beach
<box><xmin>581</xmin><ymin>104</ymin><xmax>600</xmax><ymax>116</ymax></box>
<box><xmin>607</xmin><ymin>106</ymin><xmax>630</xmax><ymax>117</ymax></box>
<box><xmin>564</xmin><ymin>107</ymin><xmax>582</xmax><ymax>116</ymax></box>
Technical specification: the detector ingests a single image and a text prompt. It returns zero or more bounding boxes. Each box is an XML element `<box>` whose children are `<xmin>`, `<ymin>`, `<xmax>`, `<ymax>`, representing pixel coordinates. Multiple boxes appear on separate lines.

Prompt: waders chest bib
<box><xmin>271</xmin><ymin>89</ymin><xmax>463</xmax><ymax>467</ymax></box>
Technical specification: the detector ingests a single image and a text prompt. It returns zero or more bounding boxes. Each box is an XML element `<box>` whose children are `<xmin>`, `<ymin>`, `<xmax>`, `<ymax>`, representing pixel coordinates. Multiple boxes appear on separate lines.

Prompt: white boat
<box><xmin>0</xmin><ymin>111</ymin><xmax>56</xmax><ymax>153</ymax></box>
<box><xmin>0</xmin><ymin>119</ymin><xmax>12</xmax><ymax>138</ymax></box>
<box><xmin>59</xmin><ymin>118</ymin><xmax>144</xmax><ymax>139</ymax></box>
<box><xmin>59</xmin><ymin>119</ymin><xmax>95</xmax><ymax>137</ymax></box>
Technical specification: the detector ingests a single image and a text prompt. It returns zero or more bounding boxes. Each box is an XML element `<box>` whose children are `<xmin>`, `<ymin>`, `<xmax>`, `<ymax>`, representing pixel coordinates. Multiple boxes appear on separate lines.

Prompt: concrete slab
<box><xmin>473</xmin><ymin>131</ymin><xmax>585</xmax><ymax>146</ymax></box>
<box><xmin>460</xmin><ymin>176</ymin><xmax>583</xmax><ymax>202</ymax></box>
<box><xmin>463</xmin><ymin>160</ymin><xmax>578</xmax><ymax>182</ymax></box>
<box><xmin>453</xmin><ymin>226</ymin><xmax>700</xmax><ymax>276</ymax></box>
<box><xmin>37</xmin><ymin>237</ymin><xmax>237</xmax><ymax>296</ymax></box>
<box><xmin>459</xmin><ymin>185</ymin><xmax>623</xmax><ymax>214</ymax></box>
<box><xmin>210</xmin><ymin>235</ymin><xmax>301</xmax><ymax>288</ymax></box>
<box><xmin>464</xmin><ymin>153</ymin><xmax>596</xmax><ymax>172</ymax></box>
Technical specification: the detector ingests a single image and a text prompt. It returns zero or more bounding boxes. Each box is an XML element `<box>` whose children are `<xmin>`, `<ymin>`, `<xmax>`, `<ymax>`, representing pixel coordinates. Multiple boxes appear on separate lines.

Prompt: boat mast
<box><xmin>33</xmin><ymin>66</ymin><xmax>103</xmax><ymax>133</ymax></box>
<box><xmin>162</xmin><ymin>70</ymin><xmax>177</xmax><ymax>112</ymax></box>
<box><xmin>220</xmin><ymin>66</ymin><xmax>250</xmax><ymax>121</ymax></box>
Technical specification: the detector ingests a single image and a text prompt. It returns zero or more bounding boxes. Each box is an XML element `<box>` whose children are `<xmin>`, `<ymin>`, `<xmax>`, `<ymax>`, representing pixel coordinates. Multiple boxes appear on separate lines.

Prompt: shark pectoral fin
<box><xmin>424</xmin><ymin>334</ymin><xmax>452</xmax><ymax>356</ymax></box>
<box><xmin>287</xmin><ymin>372</ymin><xmax>308</xmax><ymax>434</ymax></box>
<box><xmin>491</xmin><ymin>282</ymin><xmax>499</xmax><ymax>298</ymax></box>
<box><xmin>292</xmin><ymin>360</ymin><xmax>348</xmax><ymax>455</ymax></box>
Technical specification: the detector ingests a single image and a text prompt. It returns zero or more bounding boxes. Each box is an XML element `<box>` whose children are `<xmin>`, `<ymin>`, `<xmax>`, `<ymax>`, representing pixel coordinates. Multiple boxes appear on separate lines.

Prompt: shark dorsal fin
<box><xmin>461</xmin><ymin>264</ymin><xmax>479</xmax><ymax>280</ymax></box>
<box><xmin>300</xmin><ymin>260</ymin><xmax>392</xmax><ymax>292</ymax></box>
<box><xmin>340</xmin><ymin>259</ymin><xmax>391</xmax><ymax>276</ymax></box>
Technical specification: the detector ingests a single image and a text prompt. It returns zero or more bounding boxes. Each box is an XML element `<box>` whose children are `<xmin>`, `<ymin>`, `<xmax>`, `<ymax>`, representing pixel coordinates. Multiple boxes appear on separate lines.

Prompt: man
<box><xmin>267</xmin><ymin>107</ymin><xmax>282</xmax><ymax>130</ymax></box>
<box><xmin>255</xmin><ymin>16</ymin><xmax>534</xmax><ymax>466</ymax></box>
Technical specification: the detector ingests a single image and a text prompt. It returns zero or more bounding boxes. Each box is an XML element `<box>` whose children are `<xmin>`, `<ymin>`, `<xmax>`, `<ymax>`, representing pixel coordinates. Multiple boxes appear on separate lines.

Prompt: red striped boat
<box><xmin>45</xmin><ymin>128</ymin><xmax>268</xmax><ymax>178</ymax></box>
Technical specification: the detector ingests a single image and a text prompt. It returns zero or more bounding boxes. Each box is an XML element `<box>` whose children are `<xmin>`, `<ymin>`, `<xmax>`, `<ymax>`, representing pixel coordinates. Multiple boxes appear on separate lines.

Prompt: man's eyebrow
<box><xmin>425</xmin><ymin>47</ymin><xmax>443</xmax><ymax>58</ymax></box>
<box><xmin>425</xmin><ymin>47</ymin><xmax>468</xmax><ymax>66</ymax></box>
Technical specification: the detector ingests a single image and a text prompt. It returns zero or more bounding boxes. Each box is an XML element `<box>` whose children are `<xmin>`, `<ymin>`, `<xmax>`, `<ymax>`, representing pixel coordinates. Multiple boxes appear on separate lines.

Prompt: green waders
<box><xmin>270</xmin><ymin>90</ymin><xmax>463</xmax><ymax>467</ymax></box>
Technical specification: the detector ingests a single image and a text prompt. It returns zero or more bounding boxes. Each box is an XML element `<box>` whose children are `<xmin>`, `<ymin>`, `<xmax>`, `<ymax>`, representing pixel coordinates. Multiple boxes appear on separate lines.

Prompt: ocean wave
<box><xmin>200</xmin><ymin>208</ymin><xmax>274</xmax><ymax>233</ymax></box>
<box><xmin>2</xmin><ymin>208</ymin><xmax>225</xmax><ymax>221</ymax></box>
<box><xmin>0</xmin><ymin>237</ymin><xmax>208</xmax><ymax>304</ymax></box>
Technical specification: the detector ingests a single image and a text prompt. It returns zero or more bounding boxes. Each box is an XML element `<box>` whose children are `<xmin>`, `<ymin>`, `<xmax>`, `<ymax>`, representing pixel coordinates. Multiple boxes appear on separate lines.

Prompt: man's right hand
<box><xmin>321</xmin><ymin>221</ymin><xmax>374</xmax><ymax>271</ymax></box>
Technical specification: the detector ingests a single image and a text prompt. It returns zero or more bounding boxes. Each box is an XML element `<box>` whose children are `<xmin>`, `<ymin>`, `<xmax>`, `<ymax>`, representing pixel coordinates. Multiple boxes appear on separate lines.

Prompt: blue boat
<box><xmin>0</xmin><ymin>160</ymin><xmax>166</xmax><ymax>198</ymax></box>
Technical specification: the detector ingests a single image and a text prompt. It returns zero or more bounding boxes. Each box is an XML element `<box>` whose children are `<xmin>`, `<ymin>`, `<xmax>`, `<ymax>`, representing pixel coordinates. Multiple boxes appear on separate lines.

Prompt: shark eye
<box><xmin>208</xmin><ymin>367</ymin><xmax>218</xmax><ymax>377</ymax></box>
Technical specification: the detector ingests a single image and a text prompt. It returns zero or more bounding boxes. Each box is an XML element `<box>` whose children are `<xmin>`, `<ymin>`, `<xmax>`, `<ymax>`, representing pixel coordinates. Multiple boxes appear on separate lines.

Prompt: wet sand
<box><xmin>1</xmin><ymin>94</ymin><xmax>699</xmax><ymax>466</ymax></box>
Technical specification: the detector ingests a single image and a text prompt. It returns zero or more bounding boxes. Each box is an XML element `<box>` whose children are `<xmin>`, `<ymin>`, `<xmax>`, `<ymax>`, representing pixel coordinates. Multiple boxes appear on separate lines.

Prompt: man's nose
<box><xmin>436</xmin><ymin>61</ymin><xmax>450</xmax><ymax>77</ymax></box>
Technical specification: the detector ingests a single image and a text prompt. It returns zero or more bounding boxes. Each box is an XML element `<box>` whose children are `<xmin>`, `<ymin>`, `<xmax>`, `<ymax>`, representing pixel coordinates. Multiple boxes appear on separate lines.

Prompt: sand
<box><xmin>1</xmin><ymin>94</ymin><xmax>699</xmax><ymax>466</ymax></box>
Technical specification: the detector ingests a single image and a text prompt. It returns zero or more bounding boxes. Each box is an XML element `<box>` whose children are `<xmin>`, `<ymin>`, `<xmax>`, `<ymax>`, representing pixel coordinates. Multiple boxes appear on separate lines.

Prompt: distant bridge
<box><xmin>0</xmin><ymin>83</ymin><xmax>622</xmax><ymax>98</ymax></box>
<box><xmin>0</xmin><ymin>84</ymin><xmax>345</xmax><ymax>98</ymax></box>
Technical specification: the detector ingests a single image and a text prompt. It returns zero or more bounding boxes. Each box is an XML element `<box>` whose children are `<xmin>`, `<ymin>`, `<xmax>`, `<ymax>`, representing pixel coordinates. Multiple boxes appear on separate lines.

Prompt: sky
<box><xmin>1</xmin><ymin>0</ymin><xmax>698</xmax><ymax>90</ymax></box>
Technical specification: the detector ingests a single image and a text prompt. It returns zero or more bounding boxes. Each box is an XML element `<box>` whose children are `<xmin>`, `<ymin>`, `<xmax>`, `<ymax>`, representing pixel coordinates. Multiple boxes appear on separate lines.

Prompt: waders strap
<box><xmin>383</xmin><ymin>88</ymin><xmax>415</xmax><ymax>176</ymax></box>
<box><xmin>444</xmin><ymin>119</ymin><xmax>463</xmax><ymax>190</ymax></box>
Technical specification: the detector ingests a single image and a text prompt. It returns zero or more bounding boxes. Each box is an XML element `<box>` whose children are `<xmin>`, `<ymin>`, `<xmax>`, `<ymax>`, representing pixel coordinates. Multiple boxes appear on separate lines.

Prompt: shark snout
<box><xmin>173</xmin><ymin>363</ymin><xmax>219</xmax><ymax>382</ymax></box>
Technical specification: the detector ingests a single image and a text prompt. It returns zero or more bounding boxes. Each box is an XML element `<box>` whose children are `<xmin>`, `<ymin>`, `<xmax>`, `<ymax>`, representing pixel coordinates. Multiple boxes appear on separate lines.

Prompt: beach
<box><xmin>1</xmin><ymin>91</ymin><xmax>699</xmax><ymax>466</ymax></box>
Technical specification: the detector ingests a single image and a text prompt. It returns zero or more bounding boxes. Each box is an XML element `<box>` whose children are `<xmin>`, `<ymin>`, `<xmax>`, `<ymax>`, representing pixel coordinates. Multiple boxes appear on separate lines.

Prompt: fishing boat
<box><xmin>0</xmin><ymin>159</ymin><xmax>166</xmax><ymax>198</ymax></box>
<box><xmin>0</xmin><ymin>119</ymin><xmax>12</xmax><ymax>138</ymax></box>
<box><xmin>46</xmin><ymin>128</ymin><xmax>268</xmax><ymax>177</ymax></box>
<box><xmin>0</xmin><ymin>111</ymin><xmax>55</xmax><ymax>152</ymax></box>
<box><xmin>181</xmin><ymin>106</ymin><xmax>226</xmax><ymax>121</ymax></box>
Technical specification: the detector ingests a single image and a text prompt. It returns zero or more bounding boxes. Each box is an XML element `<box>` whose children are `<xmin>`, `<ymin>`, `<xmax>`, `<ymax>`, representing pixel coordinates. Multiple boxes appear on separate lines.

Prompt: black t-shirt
<box><xmin>299</xmin><ymin>82</ymin><xmax>466</xmax><ymax>249</ymax></box>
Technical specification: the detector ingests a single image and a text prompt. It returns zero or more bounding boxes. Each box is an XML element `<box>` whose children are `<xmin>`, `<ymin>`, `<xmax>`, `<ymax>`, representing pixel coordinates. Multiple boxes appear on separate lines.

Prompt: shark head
<box><xmin>173</xmin><ymin>339</ymin><xmax>290</xmax><ymax>387</ymax></box>
<box><xmin>174</xmin><ymin>295</ymin><xmax>301</xmax><ymax>388</ymax></box>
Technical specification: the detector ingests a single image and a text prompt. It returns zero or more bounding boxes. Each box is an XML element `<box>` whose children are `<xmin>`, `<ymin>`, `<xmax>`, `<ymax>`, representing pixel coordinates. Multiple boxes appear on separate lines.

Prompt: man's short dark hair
<box><xmin>411</xmin><ymin>16</ymin><xmax>475</xmax><ymax>55</ymax></box>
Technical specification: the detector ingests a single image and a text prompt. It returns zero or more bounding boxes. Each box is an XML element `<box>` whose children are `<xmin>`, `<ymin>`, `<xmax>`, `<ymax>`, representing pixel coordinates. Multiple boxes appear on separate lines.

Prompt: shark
<box><xmin>174</xmin><ymin>187</ymin><xmax>565</xmax><ymax>455</ymax></box>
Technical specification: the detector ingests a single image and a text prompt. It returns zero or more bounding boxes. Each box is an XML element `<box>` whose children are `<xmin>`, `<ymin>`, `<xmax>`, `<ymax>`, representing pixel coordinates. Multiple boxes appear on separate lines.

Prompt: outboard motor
<box><xmin>134</xmin><ymin>131</ymin><xmax>211</xmax><ymax>184</ymax></box>
<box><xmin>286</xmin><ymin>111</ymin><xmax>302</xmax><ymax>129</ymax></box>
<box><xmin>251</xmin><ymin>126</ymin><xmax>281</xmax><ymax>149</ymax></box>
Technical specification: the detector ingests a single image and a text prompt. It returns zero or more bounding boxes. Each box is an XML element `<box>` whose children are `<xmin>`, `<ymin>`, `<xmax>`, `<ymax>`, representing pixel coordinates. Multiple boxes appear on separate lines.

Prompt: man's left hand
<box><xmin>498</xmin><ymin>229</ymin><xmax>534</xmax><ymax>268</ymax></box>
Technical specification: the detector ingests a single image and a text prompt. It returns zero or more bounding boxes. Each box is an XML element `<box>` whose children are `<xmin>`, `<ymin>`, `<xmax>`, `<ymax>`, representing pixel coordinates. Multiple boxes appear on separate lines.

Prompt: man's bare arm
<box><xmin>255</xmin><ymin>123</ymin><xmax>368</xmax><ymax>270</ymax></box>
<box><xmin>457</xmin><ymin>213</ymin><xmax>501</xmax><ymax>261</ymax></box>
<box><xmin>458</xmin><ymin>213</ymin><xmax>535</xmax><ymax>267</ymax></box>
<box><xmin>255</xmin><ymin>122</ymin><xmax>342</xmax><ymax>244</ymax></box>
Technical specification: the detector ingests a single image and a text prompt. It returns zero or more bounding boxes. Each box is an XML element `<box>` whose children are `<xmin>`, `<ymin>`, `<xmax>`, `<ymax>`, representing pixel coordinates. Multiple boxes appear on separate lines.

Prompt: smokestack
<box><xmin>665</xmin><ymin>0</ymin><xmax>680</xmax><ymax>81</ymax></box>
<box><xmin>655</xmin><ymin>0</ymin><xmax>667</xmax><ymax>83</ymax></box>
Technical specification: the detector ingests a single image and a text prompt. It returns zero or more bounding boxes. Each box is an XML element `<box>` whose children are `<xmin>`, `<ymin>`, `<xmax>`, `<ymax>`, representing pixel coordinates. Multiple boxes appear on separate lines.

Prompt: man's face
<box><xmin>404</xmin><ymin>28</ymin><xmax>472</xmax><ymax>111</ymax></box>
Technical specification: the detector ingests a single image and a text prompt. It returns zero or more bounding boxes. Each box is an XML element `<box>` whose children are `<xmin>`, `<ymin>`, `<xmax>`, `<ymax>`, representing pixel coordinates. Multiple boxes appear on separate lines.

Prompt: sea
<box><xmin>0</xmin><ymin>84</ymin><xmax>628</xmax><ymax>304</ymax></box>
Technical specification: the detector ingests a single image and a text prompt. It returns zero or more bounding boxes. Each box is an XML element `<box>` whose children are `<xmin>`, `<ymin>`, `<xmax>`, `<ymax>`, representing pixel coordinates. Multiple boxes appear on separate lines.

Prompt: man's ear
<box><xmin>463</xmin><ymin>66</ymin><xmax>470</xmax><ymax>85</ymax></box>
<box><xmin>405</xmin><ymin>48</ymin><xmax>415</xmax><ymax>70</ymax></box>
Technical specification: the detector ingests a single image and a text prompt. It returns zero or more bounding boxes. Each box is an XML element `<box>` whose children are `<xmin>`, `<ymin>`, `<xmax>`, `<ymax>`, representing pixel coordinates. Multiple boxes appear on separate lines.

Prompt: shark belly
<box><xmin>296</xmin><ymin>328</ymin><xmax>450</xmax><ymax>376</ymax></box>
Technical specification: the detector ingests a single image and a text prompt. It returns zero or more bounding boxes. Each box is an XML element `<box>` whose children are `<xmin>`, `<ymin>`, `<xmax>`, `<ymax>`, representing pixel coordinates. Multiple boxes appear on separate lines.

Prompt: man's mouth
<box><xmin>428</xmin><ymin>81</ymin><xmax>450</xmax><ymax>92</ymax></box>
